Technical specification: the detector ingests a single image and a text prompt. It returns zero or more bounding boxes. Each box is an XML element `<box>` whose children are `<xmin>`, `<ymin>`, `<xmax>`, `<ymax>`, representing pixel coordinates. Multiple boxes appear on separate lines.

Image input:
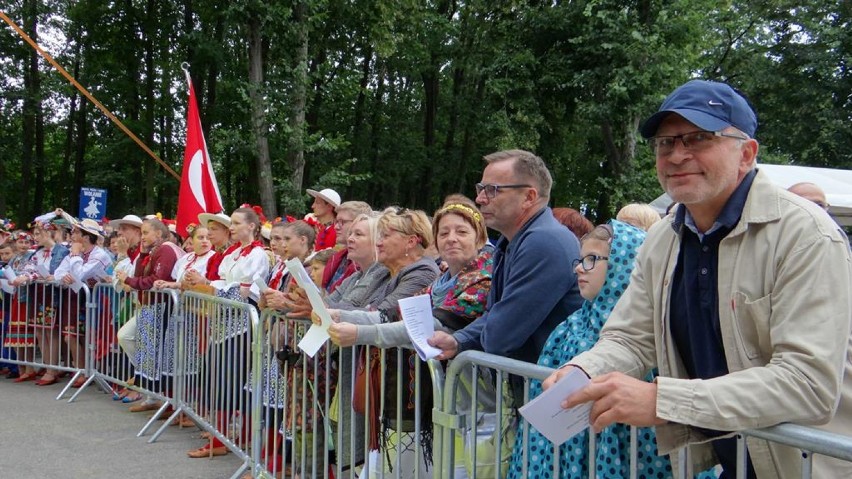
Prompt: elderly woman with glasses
<box><xmin>296</xmin><ymin>206</ymin><xmax>440</xmax><ymax>477</ymax></box>
<box><xmin>323</xmin><ymin>196</ymin><xmax>493</xmax><ymax>479</ymax></box>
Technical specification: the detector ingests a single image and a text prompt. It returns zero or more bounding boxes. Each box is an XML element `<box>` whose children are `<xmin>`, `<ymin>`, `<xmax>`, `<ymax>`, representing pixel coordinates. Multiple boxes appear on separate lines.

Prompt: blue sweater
<box><xmin>453</xmin><ymin>207</ymin><xmax>584</xmax><ymax>365</ymax></box>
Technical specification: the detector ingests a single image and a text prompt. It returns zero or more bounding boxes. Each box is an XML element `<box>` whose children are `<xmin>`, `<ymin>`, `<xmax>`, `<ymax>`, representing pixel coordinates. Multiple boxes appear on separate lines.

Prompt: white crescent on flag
<box><xmin>188</xmin><ymin>149</ymin><xmax>207</xmax><ymax>210</ymax></box>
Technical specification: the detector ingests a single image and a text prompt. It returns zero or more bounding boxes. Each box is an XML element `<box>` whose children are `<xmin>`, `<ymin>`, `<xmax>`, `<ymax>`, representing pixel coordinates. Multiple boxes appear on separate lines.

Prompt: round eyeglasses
<box><xmin>572</xmin><ymin>254</ymin><xmax>609</xmax><ymax>272</ymax></box>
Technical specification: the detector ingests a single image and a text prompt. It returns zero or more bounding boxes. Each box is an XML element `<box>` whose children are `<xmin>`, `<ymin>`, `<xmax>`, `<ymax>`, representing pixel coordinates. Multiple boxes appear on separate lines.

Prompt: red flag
<box><xmin>176</xmin><ymin>72</ymin><xmax>224</xmax><ymax>238</ymax></box>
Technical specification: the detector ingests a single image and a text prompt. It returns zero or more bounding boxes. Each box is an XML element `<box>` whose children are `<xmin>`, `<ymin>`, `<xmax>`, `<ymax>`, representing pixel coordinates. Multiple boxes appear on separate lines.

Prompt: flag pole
<box><xmin>0</xmin><ymin>10</ymin><xmax>180</xmax><ymax>181</ymax></box>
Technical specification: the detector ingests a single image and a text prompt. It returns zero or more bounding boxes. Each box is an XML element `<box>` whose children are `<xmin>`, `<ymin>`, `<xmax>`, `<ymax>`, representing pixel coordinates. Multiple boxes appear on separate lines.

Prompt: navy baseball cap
<box><xmin>639</xmin><ymin>80</ymin><xmax>757</xmax><ymax>139</ymax></box>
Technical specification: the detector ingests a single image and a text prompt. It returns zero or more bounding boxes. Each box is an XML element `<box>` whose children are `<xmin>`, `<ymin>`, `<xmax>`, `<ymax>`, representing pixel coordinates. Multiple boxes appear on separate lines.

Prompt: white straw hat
<box><xmin>306</xmin><ymin>188</ymin><xmax>341</xmax><ymax>208</ymax></box>
<box><xmin>198</xmin><ymin>212</ymin><xmax>232</xmax><ymax>228</ymax></box>
<box><xmin>108</xmin><ymin>214</ymin><xmax>143</xmax><ymax>229</ymax></box>
<box><xmin>75</xmin><ymin>218</ymin><xmax>104</xmax><ymax>238</ymax></box>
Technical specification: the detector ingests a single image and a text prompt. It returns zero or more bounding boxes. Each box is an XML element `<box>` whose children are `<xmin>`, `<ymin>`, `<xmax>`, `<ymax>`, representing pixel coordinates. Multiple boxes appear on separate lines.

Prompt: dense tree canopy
<box><xmin>1</xmin><ymin>0</ymin><xmax>849</xmax><ymax>225</ymax></box>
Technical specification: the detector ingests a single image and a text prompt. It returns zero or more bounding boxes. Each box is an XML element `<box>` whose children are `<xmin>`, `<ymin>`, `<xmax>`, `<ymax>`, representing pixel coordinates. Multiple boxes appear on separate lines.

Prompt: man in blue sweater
<box><xmin>430</xmin><ymin>149</ymin><xmax>584</xmax><ymax>376</ymax></box>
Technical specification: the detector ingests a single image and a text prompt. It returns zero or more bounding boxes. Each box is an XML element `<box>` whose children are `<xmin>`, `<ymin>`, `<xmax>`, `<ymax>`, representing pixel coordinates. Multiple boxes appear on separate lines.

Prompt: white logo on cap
<box><xmin>708</xmin><ymin>100</ymin><xmax>723</xmax><ymax>106</ymax></box>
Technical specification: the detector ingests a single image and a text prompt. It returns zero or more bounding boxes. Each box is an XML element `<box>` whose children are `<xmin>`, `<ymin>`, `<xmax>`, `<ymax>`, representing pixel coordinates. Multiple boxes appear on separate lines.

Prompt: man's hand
<box><xmin>561</xmin><ymin>371</ymin><xmax>665</xmax><ymax>433</ymax></box>
<box><xmin>542</xmin><ymin>364</ymin><xmax>584</xmax><ymax>391</ymax></box>
<box><xmin>328</xmin><ymin>322</ymin><xmax>358</xmax><ymax>347</ymax></box>
<box><xmin>61</xmin><ymin>273</ymin><xmax>74</xmax><ymax>285</ymax></box>
<box><xmin>428</xmin><ymin>331</ymin><xmax>458</xmax><ymax>360</ymax></box>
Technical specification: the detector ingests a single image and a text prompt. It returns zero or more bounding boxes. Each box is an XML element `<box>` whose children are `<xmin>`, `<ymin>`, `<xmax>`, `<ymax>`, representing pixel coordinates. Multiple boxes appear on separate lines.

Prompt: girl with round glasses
<box><xmin>508</xmin><ymin>220</ymin><xmax>679</xmax><ymax>479</ymax></box>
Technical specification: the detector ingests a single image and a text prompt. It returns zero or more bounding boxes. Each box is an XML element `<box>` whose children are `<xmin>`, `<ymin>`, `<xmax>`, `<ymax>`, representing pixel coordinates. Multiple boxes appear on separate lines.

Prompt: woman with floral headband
<box><xmin>10</xmin><ymin>219</ymin><xmax>69</xmax><ymax>385</ymax></box>
<box><xmin>3</xmin><ymin>229</ymin><xmax>39</xmax><ymax>382</ymax></box>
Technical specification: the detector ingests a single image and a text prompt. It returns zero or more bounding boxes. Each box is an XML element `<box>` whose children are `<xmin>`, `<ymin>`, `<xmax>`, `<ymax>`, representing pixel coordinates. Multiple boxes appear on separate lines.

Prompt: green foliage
<box><xmin>1</xmin><ymin>0</ymin><xmax>850</xmax><ymax>226</ymax></box>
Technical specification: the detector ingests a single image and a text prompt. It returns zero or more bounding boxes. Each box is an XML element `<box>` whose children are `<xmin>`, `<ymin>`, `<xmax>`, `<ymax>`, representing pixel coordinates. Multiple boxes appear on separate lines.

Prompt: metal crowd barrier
<box><xmin>78</xmin><ymin>283</ymin><xmax>183</xmax><ymax>435</ymax></box>
<box><xmin>0</xmin><ymin>280</ymin><xmax>94</xmax><ymax>401</ymax></box>
<box><xmin>5</xmin><ymin>283</ymin><xmax>852</xmax><ymax>479</ymax></box>
<box><xmin>170</xmin><ymin>290</ymin><xmax>261</xmax><ymax>479</ymax></box>
<box><xmin>244</xmin><ymin>311</ymin><xmax>443</xmax><ymax>479</ymax></box>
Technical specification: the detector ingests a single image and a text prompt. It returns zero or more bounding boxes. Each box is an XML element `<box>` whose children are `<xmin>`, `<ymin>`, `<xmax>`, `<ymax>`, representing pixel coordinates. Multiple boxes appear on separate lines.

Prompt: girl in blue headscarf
<box><xmin>507</xmin><ymin>220</ymin><xmax>674</xmax><ymax>479</ymax></box>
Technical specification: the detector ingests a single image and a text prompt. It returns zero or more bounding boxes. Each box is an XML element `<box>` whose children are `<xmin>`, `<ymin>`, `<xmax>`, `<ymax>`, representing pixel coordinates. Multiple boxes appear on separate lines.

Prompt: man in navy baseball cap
<box><xmin>545</xmin><ymin>78</ymin><xmax>852</xmax><ymax>479</ymax></box>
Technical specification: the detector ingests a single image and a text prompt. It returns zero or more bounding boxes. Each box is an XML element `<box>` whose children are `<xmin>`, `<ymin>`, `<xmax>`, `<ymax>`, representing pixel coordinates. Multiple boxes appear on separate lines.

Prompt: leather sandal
<box><xmin>187</xmin><ymin>444</ymin><xmax>229</xmax><ymax>458</ymax></box>
<box><xmin>13</xmin><ymin>372</ymin><xmax>38</xmax><ymax>383</ymax></box>
<box><xmin>128</xmin><ymin>401</ymin><xmax>161</xmax><ymax>413</ymax></box>
<box><xmin>35</xmin><ymin>375</ymin><xmax>58</xmax><ymax>386</ymax></box>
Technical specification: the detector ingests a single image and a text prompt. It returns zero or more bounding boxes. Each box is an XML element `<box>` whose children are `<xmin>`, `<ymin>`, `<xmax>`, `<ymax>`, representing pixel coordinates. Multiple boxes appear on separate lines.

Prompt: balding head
<box><xmin>788</xmin><ymin>182</ymin><xmax>829</xmax><ymax>211</ymax></box>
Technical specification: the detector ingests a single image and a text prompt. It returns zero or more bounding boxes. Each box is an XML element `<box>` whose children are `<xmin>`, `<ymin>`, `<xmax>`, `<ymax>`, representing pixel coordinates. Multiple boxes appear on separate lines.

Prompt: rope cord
<box><xmin>0</xmin><ymin>10</ymin><xmax>180</xmax><ymax>181</ymax></box>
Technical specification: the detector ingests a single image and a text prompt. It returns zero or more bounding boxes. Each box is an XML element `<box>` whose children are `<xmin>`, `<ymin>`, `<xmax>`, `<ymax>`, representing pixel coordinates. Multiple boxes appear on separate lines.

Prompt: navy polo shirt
<box><xmin>669</xmin><ymin>169</ymin><xmax>757</xmax><ymax>479</ymax></box>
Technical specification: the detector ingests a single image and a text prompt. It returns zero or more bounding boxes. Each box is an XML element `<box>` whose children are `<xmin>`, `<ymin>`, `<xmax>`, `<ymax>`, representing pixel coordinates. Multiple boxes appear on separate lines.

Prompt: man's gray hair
<box><xmin>336</xmin><ymin>201</ymin><xmax>372</xmax><ymax>217</ymax></box>
<box><xmin>483</xmin><ymin>149</ymin><xmax>552</xmax><ymax>200</ymax></box>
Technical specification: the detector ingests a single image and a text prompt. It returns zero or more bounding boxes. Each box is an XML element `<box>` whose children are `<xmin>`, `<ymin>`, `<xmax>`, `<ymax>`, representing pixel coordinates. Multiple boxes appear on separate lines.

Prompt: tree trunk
<box><xmin>61</xmin><ymin>46</ymin><xmax>81</xmax><ymax>209</ymax></box>
<box><xmin>20</xmin><ymin>0</ymin><xmax>39</xmax><ymax>222</ymax></box>
<box><xmin>286</xmin><ymin>0</ymin><xmax>309</xmax><ymax>199</ymax></box>
<box><xmin>144</xmin><ymin>0</ymin><xmax>157</xmax><ymax>213</ymax></box>
<box><xmin>247</xmin><ymin>9</ymin><xmax>276</xmax><ymax>216</ymax></box>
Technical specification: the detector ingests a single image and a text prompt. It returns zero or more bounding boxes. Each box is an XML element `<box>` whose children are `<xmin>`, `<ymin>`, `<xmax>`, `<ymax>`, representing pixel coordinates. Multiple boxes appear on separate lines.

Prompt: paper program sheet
<box><xmin>518</xmin><ymin>366</ymin><xmax>592</xmax><ymax>445</ymax></box>
<box><xmin>398</xmin><ymin>294</ymin><xmax>442</xmax><ymax>360</ymax></box>
<box><xmin>284</xmin><ymin>258</ymin><xmax>331</xmax><ymax>357</ymax></box>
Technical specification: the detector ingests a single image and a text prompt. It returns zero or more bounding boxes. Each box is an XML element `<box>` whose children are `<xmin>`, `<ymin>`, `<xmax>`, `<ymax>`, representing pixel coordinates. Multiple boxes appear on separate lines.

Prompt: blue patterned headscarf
<box><xmin>542</xmin><ymin>219</ymin><xmax>646</xmax><ymax>362</ymax></box>
<box><xmin>508</xmin><ymin>220</ymin><xmax>666</xmax><ymax>479</ymax></box>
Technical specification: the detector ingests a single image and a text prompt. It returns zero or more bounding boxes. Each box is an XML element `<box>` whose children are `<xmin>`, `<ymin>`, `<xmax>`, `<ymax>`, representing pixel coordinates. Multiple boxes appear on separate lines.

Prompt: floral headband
<box><xmin>239</xmin><ymin>203</ymin><xmax>267</xmax><ymax>225</ymax></box>
<box><xmin>12</xmin><ymin>231</ymin><xmax>33</xmax><ymax>242</ymax></box>
<box><xmin>438</xmin><ymin>203</ymin><xmax>482</xmax><ymax>223</ymax></box>
<box><xmin>185</xmin><ymin>223</ymin><xmax>199</xmax><ymax>237</ymax></box>
<box><xmin>0</xmin><ymin>218</ymin><xmax>16</xmax><ymax>233</ymax></box>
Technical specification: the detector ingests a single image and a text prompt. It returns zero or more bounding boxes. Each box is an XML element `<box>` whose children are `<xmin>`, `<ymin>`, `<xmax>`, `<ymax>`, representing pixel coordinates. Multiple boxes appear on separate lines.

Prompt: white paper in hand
<box><xmin>518</xmin><ymin>367</ymin><xmax>592</xmax><ymax>445</ymax></box>
<box><xmin>398</xmin><ymin>295</ymin><xmax>442</xmax><ymax>360</ymax></box>
<box><xmin>253</xmin><ymin>278</ymin><xmax>269</xmax><ymax>294</ymax></box>
<box><xmin>285</xmin><ymin>258</ymin><xmax>331</xmax><ymax>357</ymax></box>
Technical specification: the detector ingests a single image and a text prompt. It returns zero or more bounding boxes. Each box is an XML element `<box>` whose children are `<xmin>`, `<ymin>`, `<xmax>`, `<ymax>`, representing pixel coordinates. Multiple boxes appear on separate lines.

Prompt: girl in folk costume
<box><xmin>53</xmin><ymin>217</ymin><xmax>113</xmax><ymax>388</ymax></box>
<box><xmin>154</xmin><ymin>224</ymin><xmax>215</xmax><ymax>290</ymax></box>
<box><xmin>3</xmin><ymin>230</ymin><xmax>38</xmax><ymax>382</ymax></box>
<box><xmin>182</xmin><ymin>212</ymin><xmax>237</xmax><ymax>288</ymax></box>
<box><xmin>251</xmin><ymin>220</ymin><xmax>317</xmax><ymax>477</ymax></box>
<box><xmin>0</xmin><ymin>239</ymin><xmax>19</xmax><ymax>379</ymax></box>
<box><xmin>115</xmin><ymin>218</ymin><xmax>182</xmax><ymax>411</ymax></box>
<box><xmin>10</xmin><ymin>219</ymin><xmax>69</xmax><ymax>385</ymax></box>
<box><xmin>151</xmin><ymin>223</ymin><xmax>215</xmax><ymax>426</ymax></box>
<box><xmin>186</xmin><ymin>206</ymin><xmax>270</xmax><ymax>459</ymax></box>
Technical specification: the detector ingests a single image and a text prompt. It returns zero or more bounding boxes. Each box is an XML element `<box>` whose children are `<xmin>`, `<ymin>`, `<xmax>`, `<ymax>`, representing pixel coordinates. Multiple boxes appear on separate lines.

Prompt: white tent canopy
<box><xmin>649</xmin><ymin>164</ymin><xmax>852</xmax><ymax>226</ymax></box>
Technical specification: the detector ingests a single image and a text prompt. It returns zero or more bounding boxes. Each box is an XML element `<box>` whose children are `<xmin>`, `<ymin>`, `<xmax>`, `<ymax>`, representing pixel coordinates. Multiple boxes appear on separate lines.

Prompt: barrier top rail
<box><xmin>742</xmin><ymin>423</ymin><xmax>852</xmax><ymax>462</ymax></box>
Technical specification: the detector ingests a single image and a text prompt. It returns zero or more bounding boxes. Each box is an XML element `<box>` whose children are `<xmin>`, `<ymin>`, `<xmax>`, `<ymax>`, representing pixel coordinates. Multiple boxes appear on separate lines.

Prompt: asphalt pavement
<box><xmin>0</xmin><ymin>375</ymin><xmax>244</xmax><ymax>479</ymax></box>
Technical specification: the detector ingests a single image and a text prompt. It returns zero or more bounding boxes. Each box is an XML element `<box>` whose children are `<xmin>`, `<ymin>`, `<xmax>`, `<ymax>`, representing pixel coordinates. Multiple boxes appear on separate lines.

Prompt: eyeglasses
<box><xmin>475</xmin><ymin>183</ymin><xmax>532</xmax><ymax>199</ymax></box>
<box><xmin>650</xmin><ymin>130</ymin><xmax>749</xmax><ymax>156</ymax></box>
<box><xmin>572</xmin><ymin>254</ymin><xmax>609</xmax><ymax>272</ymax></box>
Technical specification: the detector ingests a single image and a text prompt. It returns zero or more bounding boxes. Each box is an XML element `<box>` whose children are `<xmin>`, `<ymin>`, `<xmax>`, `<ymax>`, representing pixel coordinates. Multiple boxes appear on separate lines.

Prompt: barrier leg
<box><xmin>137</xmin><ymin>402</ymin><xmax>171</xmax><ymax>437</ymax></box>
<box><xmin>56</xmin><ymin>370</ymin><xmax>83</xmax><ymax>400</ymax></box>
<box><xmin>148</xmin><ymin>405</ymin><xmax>183</xmax><ymax>443</ymax></box>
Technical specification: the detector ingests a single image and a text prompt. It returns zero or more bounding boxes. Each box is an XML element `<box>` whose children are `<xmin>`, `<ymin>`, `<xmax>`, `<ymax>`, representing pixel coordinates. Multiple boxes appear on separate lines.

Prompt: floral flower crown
<box><xmin>185</xmin><ymin>222</ymin><xmax>199</xmax><ymax>237</ymax></box>
<box><xmin>0</xmin><ymin>218</ymin><xmax>16</xmax><ymax>233</ymax></box>
<box><xmin>439</xmin><ymin>203</ymin><xmax>482</xmax><ymax>222</ymax></box>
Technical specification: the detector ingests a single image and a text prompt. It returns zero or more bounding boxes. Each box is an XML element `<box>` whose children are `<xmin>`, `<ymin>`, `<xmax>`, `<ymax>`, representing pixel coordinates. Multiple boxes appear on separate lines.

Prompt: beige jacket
<box><xmin>570</xmin><ymin>169</ymin><xmax>852</xmax><ymax>478</ymax></box>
